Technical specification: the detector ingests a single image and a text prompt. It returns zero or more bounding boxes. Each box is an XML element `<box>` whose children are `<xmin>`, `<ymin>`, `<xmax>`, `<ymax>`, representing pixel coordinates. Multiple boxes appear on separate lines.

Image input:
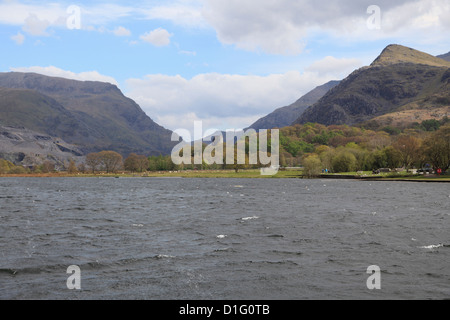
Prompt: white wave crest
<box><xmin>418</xmin><ymin>244</ymin><xmax>443</xmax><ymax>249</ymax></box>
<box><xmin>241</xmin><ymin>216</ymin><xmax>259</xmax><ymax>221</ymax></box>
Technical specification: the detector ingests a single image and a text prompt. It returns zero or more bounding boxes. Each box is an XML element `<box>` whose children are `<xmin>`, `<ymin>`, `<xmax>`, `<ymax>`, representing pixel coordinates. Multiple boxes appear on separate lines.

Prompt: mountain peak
<box><xmin>371</xmin><ymin>44</ymin><xmax>450</xmax><ymax>68</ymax></box>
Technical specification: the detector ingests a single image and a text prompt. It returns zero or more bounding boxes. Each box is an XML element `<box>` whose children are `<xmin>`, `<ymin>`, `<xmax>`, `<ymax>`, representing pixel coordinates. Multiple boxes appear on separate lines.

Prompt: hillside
<box><xmin>0</xmin><ymin>72</ymin><xmax>176</xmax><ymax>156</ymax></box>
<box><xmin>0</xmin><ymin>87</ymin><xmax>94</xmax><ymax>142</ymax></box>
<box><xmin>0</xmin><ymin>124</ymin><xmax>84</xmax><ymax>169</ymax></box>
<box><xmin>437</xmin><ymin>52</ymin><xmax>450</xmax><ymax>62</ymax></box>
<box><xmin>248</xmin><ymin>80</ymin><xmax>340</xmax><ymax>130</ymax></box>
<box><xmin>294</xmin><ymin>45</ymin><xmax>450</xmax><ymax>127</ymax></box>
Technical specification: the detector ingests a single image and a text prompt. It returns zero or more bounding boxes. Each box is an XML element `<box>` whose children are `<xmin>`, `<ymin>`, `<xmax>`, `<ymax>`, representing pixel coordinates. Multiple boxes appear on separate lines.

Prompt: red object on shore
<box><xmin>437</xmin><ymin>168</ymin><xmax>442</xmax><ymax>175</ymax></box>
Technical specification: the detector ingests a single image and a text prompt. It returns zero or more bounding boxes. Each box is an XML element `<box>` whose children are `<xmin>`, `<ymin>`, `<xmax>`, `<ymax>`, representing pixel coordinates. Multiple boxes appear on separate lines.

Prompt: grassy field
<box><xmin>134</xmin><ymin>169</ymin><xmax>304</xmax><ymax>179</ymax></box>
<box><xmin>1</xmin><ymin>169</ymin><xmax>449</xmax><ymax>181</ymax></box>
<box><xmin>0</xmin><ymin>169</ymin><xmax>303</xmax><ymax>179</ymax></box>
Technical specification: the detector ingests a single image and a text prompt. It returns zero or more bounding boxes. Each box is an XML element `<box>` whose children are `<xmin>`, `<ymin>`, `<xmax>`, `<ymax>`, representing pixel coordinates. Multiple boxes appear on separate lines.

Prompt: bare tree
<box><xmin>98</xmin><ymin>151</ymin><xmax>123</xmax><ymax>173</ymax></box>
<box><xmin>124</xmin><ymin>153</ymin><xmax>139</xmax><ymax>172</ymax></box>
<box><xmin>41</xmin><ymin>161</ymin><xmax>55</xmax><ymax>173</ymax></box>
<box><xmin>136</xmin><ymin>155</ymin><xmax>149</xmax><ymax>172</ymax></box>
<box><xmin>68</xmin><ymin>159</ymin><xmax>78</xmax><ymax>174</ymax></box>
<box><xmin>393</xmin><ymin>135</ymin><xmax>421</xmax><ymax>171</ymax></box>
<box><xmin>86</xmin><ymin>153</ymin><xmax>101</xmax><ymax>174</ymax></box>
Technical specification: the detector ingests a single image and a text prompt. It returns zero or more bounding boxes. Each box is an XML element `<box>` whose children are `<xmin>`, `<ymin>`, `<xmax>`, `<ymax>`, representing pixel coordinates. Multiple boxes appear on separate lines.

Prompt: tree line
<box><xmin>79</xmin><ymin>151</ymin><xmax>177</xmax><ymax>174</ymax></box>
<box><xmin>294</xmin><ymin>123</ymin><xmax>450</xmax><ymax>177</ymax></box>
<box><xmin>1</xmin><ymin>119</ymin><xmax>449</xmax><ymax>176</ymax></box>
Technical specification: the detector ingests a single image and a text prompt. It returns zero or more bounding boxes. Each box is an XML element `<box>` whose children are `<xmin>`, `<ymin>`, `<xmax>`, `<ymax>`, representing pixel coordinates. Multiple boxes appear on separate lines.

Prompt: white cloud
<box><xmin>201</xmin><ymin>0</ymin><xmax>450</xmax><ymax>55</ymax></box>
<box><xmin>22</xmin><ymin>13</ymin><xmax>50</xmax><ymax>36</ymax></box>
<box><xmin>2</xmin><ymin>0</ymin><xmax>448</xmax><ymax>54</ymax></box>
<box><xmin>11</xmin><ymin>32</ymin><xmax>25</xmax><ymax>45</ymax></box>
<box><xmin>158</xmin><ymin>113</ymin><xmax>261</xmax><ymax>141</ymax></box>
<box><xmin>179</xmin><ymin>50</ymin><xmax>197</xmax><ymax>56</ymax></box>
<box><xmin>10</xmin><ymin>66</ymin><xmax>119</xmax><ymax>86</ymax></box>
<box><xmin>0</xmin><ymin>2</ymin><xmax>66</xmax><ymax>26</ymax></box>
<box><xmin>125</xmin><ymin>70</ymin><xmax>334</xmax><ymax>132</ymax></box>
<box><xmin>140</xmin><ymin>28</ymin><xmax>173</xmax><ymax>46</ymax></box>
<box><xmin>306</xmin><ymin>56</ymin><xmax>362</xmax><ymax>78</ymax></box>
<box><xmin>0</xmin><ymin>1</ymin><xmax>204</xmax><ymax>30</ymax></box>
<box><xmin>113</xmin><ymin>26</ymin><xmax>131</xmax><ymax>37</ymax></box>
<box><xmin>142</xmin><ymin>3</ymin><xmax>206</xmax><ymax>28</ymax></box>
<box><xmin>73</xmin><ymin>3</ymin><xmax>135</xmax><ymax>28</ymax></box>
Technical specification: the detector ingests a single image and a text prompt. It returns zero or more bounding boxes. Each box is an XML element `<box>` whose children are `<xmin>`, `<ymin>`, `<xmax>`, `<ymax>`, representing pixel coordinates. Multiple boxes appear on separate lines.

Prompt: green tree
<box><xmin>8</xmin><ymin>166</ymin><xmax>27</xmax><ymax>174</ymax></box>
<box><xmin>421</xmin><ymin>119</ymin><xmax>441</xmax><ymax>132</ymax></box>
<box><xmin>372</xmin><ymin>149</ymin><xmax>388</xmax><ymax>169</ymax></box>
<box><xmin>148</xmin><ymin>155</ymin><xmax>175</xmax><ymax>171</ymax></box>
<box><xmin>0</xmin><ymin>159</ymin><xmax>15</xmax><ymax>174</ymax></box>
<box><xmin>423</xmin><ymin>125</ymin><xmax>450</xmax><ymax>171</ymax></box>
<box><xmin>332</xmin><ymin>151</ymin><xmax>357</xmax><ymax>173</ymax></box>
<box><xmin>384</xmin><ymin>146</ymin><xmax>402</xmax><ymax>169</ymax></box>
<box><xmin>303</xmin><ymin>154</ymin><xmax>322</xmax><ymax>178</ymax></box>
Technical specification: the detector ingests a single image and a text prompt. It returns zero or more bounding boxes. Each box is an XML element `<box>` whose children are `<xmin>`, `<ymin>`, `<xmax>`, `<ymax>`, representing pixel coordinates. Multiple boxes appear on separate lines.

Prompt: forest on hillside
<box><xmin>280</xmin><ymin>118</ymin><xmax>450</xmax><ymax>175</ymax></box>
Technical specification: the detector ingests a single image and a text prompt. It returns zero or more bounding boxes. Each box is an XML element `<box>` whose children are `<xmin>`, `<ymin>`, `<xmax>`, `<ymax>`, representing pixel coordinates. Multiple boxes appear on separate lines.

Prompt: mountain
<box><xmin>0</xmin><ymin>72</ymin><xmax>176</xmax><ymax>156</ymax></box>
<box><xmin>248</xmin><ymin>80</ymin><xmax>340</xmax><ymax>130</ymax></box>
<box><xmin>437</xmin><ymin>52</ymin><xmax>450</xmax><ymax>62</ymax></box>
<box><xmin>371</xmin><ymin>45</ymin><xmax>450</xmax><ymax>68</ymax></box>
<box><xmin>293</xmin><ymin>44</ymin><xmax>450</xmax><ymax>127</ymax></box>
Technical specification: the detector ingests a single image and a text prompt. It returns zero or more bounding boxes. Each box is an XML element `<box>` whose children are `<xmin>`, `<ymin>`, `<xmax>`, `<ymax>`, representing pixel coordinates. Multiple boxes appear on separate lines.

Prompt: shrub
<box><xmin>8</xmin><ymin>166</ymin><xmax>27</xmax><ymax>174</ymax></box>
<box><xmin>303</xmin><ymin>154</ymin><xmax>323</xmax><ymax>178</ymax></box>
<box><xmin>332</xmin><ymin>151</ymin><xmax>357</xmax><ymax>173</ymax></box>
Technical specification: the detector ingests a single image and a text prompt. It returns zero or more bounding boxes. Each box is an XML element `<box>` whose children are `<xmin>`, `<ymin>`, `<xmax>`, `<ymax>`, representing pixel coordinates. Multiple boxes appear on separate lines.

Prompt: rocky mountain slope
<box><xmin>293</xmin><ymin>45</ymin><xmax>450</xmax><ymax>127</ymax></box>
<box><xmin>0</xmin><ymin>72</ymin><xmax>175</xmax><ymax>157</ymax></box>
<box><xmin>248</xmin><ymin>80</ymin><xmax>340</xmax><ymax>130</ymax></box>
<box><xmin>0</xmin><ymin>125</ymin><xmax>84</xmax><ymax>168</ymax></box>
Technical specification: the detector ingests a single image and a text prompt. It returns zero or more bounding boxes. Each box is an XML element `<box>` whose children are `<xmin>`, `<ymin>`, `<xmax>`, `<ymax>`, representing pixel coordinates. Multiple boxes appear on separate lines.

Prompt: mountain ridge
<box><xmin>0</xmin><ymin>72</ymin><xmax>176</xmax><ymax>157</ymax></box>
<box><xmin>437</xmin><ymin>52</ymin><xmax>450</xmax><ymax>62</ymax></box>
<box><xmin>293</xmin><ymin>45</ymin><xmax>450</xmax><ymax>127</ymax></box>
<box><xmin>248</xmin><ymin>80</ymin><xmax>340</xmax><ymax>130</ymax></box>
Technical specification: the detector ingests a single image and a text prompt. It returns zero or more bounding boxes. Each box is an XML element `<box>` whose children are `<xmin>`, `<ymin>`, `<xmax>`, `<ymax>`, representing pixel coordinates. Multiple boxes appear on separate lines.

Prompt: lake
<box><xmin>0</xmin><ymin>177</ymin><xmax>449</xmax><ymax>300</ymax></box>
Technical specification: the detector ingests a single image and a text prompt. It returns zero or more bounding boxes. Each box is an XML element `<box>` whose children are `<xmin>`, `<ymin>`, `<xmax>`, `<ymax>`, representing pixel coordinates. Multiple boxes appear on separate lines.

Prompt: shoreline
<box><xmin>1</xmin><ymin>170</ymin><xmax>449</xmax><ymax>182</ymax></box>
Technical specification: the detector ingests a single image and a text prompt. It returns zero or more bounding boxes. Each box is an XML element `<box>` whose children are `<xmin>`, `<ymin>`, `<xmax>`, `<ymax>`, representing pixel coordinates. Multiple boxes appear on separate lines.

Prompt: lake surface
<box><xmin>0</xmin><ymin>177</ymin><xmax>449</xmax><ymax>300</ymax></box>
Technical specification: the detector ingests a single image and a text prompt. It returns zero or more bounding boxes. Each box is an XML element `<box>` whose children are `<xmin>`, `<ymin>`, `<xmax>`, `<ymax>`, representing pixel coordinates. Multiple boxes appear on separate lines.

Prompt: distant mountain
<box><xmin>294</xmin><ymin>44</ymin><xmax>450</xmax><ymax>127</ymax></box>
<box><xmin>248</xmin><ymin>80</ymin><xmax>340</xmax><ymax>130</ymax></box>
<box><xmin>437</xmin><ymin>52</ymin><xmax>450</xmax><ymax>62</ymax></box>
<box><xmin>0</xmin><ymin>72</ymin><xmax>176</xmax><ymax>156</ymax></box>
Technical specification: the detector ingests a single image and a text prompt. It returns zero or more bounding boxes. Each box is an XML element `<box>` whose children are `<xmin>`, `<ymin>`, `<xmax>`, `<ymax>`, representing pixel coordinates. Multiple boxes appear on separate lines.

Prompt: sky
<box><xmin>1</xmin><ymin>0</ymin><xmax>450</xmax><ymax>137</ymax></box>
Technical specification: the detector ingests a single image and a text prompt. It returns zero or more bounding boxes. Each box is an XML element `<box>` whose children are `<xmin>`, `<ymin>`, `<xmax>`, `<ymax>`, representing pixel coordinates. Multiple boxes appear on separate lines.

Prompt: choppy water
<box><xmin>0</xmin><ymin>177</ymin><xmax>449</xmax><ymax>300</ymax></box>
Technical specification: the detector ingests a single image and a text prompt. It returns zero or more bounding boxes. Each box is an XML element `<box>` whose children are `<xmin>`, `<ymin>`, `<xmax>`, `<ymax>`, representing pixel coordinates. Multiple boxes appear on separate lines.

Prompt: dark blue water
<box><xmin>0</xmin><ymin>177</ymin><xmax>449</xmax><ymax>300</ymax></box>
